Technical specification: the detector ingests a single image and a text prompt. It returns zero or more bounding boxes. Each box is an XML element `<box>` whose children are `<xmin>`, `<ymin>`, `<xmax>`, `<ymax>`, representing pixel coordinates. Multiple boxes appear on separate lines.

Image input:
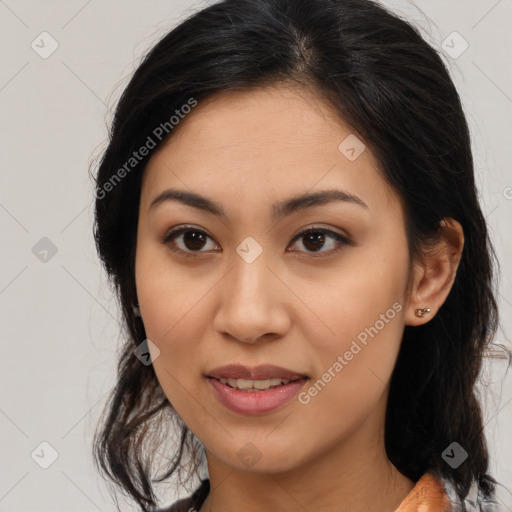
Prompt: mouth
<box><xmin>206</xmin><ymin>363</ymin><xmax>309</xmax><ymax>393</ymax></box>
<box><xmin>206</xmin><ymin>369</ymin><xmax>309</xmax><ymax>415</ymax></box>
<box><xmin>207</xmin><ymin>375</ymin><xmax>308</xmax><ymax>392</ymax></box>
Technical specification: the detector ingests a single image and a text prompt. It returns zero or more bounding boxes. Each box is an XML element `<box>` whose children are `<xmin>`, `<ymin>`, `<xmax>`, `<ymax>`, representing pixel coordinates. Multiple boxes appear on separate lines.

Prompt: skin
<box><xmin>135</xmin><ymin>84</ymin><xmax>464</xmax><ymax>512</ymax></box>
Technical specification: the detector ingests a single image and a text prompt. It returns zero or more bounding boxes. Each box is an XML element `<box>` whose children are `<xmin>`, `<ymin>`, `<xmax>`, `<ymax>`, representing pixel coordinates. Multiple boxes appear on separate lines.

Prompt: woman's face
<box><xmin>135</xmin><ymin>84</ymin><xmax>413</xmax><ymax>474</ymax></box>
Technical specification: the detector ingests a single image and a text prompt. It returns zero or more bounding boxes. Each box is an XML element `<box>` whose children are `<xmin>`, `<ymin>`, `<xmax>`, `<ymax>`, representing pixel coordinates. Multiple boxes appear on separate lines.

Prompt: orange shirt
<box><xmin>395</xmin><ymin>472</ymin><xmax>451</xmax><ymax>512</ymax></box>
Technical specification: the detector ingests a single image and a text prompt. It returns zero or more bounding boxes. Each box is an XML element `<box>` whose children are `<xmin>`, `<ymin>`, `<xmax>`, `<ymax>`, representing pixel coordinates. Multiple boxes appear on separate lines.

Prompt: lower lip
<box><xmin>207</xmin><ymin>377</ymin><xmax>308</xmax><ymax>415</ymax></box>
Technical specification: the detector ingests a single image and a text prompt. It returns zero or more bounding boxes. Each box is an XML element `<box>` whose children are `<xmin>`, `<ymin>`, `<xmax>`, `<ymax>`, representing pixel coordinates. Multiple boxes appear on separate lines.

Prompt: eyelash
<box><xmin>162</xmin><ymin>225</ymin><xmax>351</xmax><ymax>258</ymax></box>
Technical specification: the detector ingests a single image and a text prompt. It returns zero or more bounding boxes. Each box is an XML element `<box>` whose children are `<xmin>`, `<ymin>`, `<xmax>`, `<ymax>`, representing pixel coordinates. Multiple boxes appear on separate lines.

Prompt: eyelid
<box><xmin>292</xmin><ymin>225</ymin><xmax>351</xmax><ymax>244</ymax></box>
<box><xmin>162</xmin><ymin>224</ymin><xmax>214</xmax><ymax>244</ymax></box>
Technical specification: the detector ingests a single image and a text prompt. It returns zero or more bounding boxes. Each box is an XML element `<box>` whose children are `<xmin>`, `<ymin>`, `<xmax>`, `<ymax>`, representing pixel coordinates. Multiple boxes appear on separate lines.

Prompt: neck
<box><xmin>198</xmin><ymin>402</ymin><xmax>415</xmax><ymax>512</ymax></box>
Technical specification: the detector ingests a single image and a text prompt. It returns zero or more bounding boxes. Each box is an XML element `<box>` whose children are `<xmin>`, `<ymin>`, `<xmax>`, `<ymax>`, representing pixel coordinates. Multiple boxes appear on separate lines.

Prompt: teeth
<box><xmin>218</xmin><ymin>377</ymin><xmax>292</xmax><ymax>391</ymax></box>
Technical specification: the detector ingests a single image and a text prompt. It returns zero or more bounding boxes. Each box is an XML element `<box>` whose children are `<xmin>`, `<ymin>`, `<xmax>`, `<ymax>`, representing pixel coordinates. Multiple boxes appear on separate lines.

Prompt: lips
<box><xmin>207</xmin><ymin>364</ymin><xmax>308</xmax><ymax>381</ymax></box>
<box><xmin>207</xmin><ymin>371</ymin><xmax>309</xmax><ymax>415</ymax></box>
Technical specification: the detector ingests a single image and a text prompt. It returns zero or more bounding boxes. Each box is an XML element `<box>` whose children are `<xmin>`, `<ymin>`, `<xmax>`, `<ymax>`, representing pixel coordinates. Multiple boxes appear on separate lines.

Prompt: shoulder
<box><xmin>395</xmin><ymin>470</ymin><xmax>512</xmax><ymax>512</ymax></box>
<box><xmin>439</xmin><ymin>472</ymin><xmax>512</xmax><ymax>512</ymax></box>
<box><xmin>158</xmin><ymin>479</ymin><xmax>210</xmax><ymax>512</ymax></box>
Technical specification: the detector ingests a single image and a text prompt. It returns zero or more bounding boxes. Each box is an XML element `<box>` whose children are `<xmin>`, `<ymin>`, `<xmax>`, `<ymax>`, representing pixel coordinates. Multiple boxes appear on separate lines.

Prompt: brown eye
<box><xmin>289</xmin><ymin>227</ymin><xmax>350</xmax><ymax>256</ymax></box>
<box><xmin>163</xmin><ymin>226</ymin><xmax>219</xmax><ymax>256</ymax></box>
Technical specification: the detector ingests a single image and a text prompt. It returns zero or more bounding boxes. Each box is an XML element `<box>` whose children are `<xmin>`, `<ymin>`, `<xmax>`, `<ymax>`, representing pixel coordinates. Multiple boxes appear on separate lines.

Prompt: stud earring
<box><xmin>133</xmin><ymin>302</ymin><xmax>141</xmax><ymax>317</ymax></box>
<box><xmin>415</xmin><ymin>307</ymin><xmax>431</xmax><ymax>317</ymax></box>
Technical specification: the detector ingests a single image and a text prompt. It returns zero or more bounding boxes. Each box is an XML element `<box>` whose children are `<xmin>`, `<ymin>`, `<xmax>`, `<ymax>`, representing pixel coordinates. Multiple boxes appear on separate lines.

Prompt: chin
<box><xmin>216</xmin><ymin>438</ymin><xmax>307</xmax><ymax>475</ymax></box>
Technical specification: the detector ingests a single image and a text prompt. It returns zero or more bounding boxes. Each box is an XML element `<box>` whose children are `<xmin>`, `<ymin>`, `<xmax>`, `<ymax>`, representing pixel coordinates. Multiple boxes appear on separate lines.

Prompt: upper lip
<box><xmin>207</xmin><ymin>364</ymin><xmax>308</xmax><ymax>381</ymax></box>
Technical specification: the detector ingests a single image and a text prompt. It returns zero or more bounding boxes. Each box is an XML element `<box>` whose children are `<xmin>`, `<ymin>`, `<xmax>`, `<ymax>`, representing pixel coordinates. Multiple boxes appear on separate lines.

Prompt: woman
<box><xmin>92</xmin><ymin>0</ymin><xmax>510</xmax><ymax>510</ymax></box>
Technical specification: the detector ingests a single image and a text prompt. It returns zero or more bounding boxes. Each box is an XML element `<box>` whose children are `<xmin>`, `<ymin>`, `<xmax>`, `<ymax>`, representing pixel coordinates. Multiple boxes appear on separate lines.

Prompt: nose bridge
<box><xmin>228</xmin><ymin>233</ymin><xmax>274</xmax><ymax>299</ymax></box>
<box><xmin>213</xmin><ymin>241</ymin><xmax>289</xmax><ymax>343</ymax></box>
<box><xmin>232</xmin><ymin>247</ymin><xmax>269</xmax><ymax>299</ymax></box>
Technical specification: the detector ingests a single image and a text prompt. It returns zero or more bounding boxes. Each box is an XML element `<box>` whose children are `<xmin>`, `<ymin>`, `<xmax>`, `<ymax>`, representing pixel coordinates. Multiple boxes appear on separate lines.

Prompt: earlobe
<box><xmin>405</xmin><ymin>218</ymin><xmax>464</xmax><ymax>326</ymax></box>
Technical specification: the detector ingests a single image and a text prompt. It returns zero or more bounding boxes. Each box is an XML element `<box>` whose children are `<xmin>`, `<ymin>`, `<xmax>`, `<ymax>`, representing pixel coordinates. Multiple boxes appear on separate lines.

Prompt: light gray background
<box><xmin>1</xmin><ymin>1</ymin><xmax>511</xmax><ymax>511</ymax></box>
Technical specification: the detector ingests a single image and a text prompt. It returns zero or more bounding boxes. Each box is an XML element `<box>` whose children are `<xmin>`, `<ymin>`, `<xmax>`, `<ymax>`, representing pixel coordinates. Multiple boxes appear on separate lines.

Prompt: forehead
<box><xmin>151</xmin><ymin>85</ymin><xmax>360</xmax><ymax>158</ymax></box>
<box><xmin>141</xmin><ymin>85</ymin><xmax>398</xmax><ymax>215</ymax></box>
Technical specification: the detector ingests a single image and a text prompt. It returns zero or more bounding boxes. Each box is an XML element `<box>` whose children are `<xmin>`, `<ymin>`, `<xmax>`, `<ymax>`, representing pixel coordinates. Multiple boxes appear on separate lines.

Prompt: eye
<box><xmin>162</xmin><ymin>225</ymin><xmax>351</xmax><ymax>258</ymax></box>
<box><xmin>288</xmin><ymin>227</ymin><xmax>351</xmax><ymax>257</ymax></box>
<box><xmin>162</xmin><ymin>225</ymin><xmax>219</xmax><ymax>256</ymax></box>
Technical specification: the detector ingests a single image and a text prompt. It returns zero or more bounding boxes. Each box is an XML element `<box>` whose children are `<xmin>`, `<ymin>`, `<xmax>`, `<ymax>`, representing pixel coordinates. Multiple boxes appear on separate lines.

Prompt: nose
<box><xmin>212</xmin><ymin>252</ymin><xmax>291</xmax><ymax>344</ymax></box>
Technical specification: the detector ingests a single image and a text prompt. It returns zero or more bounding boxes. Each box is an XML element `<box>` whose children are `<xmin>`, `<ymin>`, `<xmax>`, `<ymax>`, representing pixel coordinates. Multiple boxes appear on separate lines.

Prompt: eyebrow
<box><xmin>149</xmin><ymin>187</ymin><xmax>369</xmax><ymax>221</ymax></box>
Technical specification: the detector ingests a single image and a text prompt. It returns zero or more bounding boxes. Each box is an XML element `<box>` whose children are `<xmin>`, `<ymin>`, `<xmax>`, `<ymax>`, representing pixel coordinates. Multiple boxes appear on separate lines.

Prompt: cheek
<box><xmin>135</xmin><ymin>238</ymin><xmax>213</xmax><ymax>338</ymax></box>
<box><xmin>293</xmin><ymin>229</ymin><xmax>409</xmax><ymax>419</ymax></box>
<box><xmin>135</xmin><ymin>244</ymin><xmax>206</xmax><ymax>406</ymax></box>
<box><xmin>303</xmin><ymin>300</ymin><xmax>405</xmax><ymax>404</ymax></box>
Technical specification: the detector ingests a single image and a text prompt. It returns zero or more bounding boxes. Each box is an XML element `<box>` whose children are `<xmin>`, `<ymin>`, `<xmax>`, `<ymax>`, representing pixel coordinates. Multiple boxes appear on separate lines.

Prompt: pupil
<box><xmin>304</xmin><ymin>232</ymin><xmax>325</xmax><ymax>252</ymax></box>
<box><xmin>184</xmin><ymin>231</ymin><xmax>206</xmax><ymax>250</ymax></box>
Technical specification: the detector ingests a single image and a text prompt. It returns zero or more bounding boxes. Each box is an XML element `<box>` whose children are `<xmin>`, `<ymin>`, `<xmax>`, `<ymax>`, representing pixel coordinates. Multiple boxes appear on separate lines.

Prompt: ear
<box><xmin>405</xmin><ymin>218</ymin><xmax>464</xmax><ymax>326</ymax></box>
